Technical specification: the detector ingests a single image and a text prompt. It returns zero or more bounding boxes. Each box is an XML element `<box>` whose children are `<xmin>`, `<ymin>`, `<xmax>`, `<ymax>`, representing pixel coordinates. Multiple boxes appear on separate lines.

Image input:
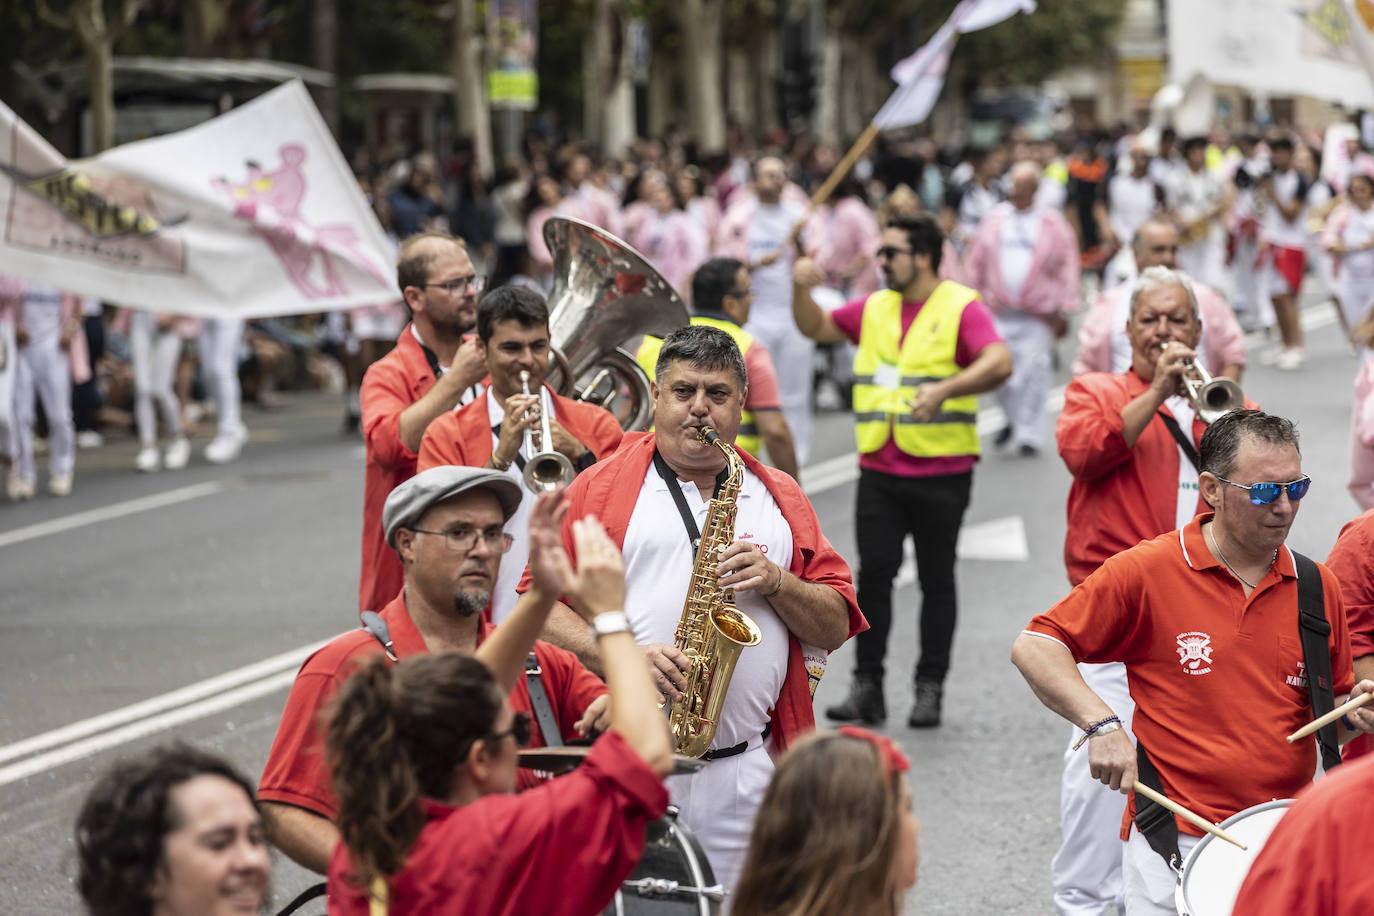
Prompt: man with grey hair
<box><xmin>1017</xmin><ymin>409</ymin><xmax>1374</xmax><ymax>914</ymax></box>
<box><xmin>1047</xmin><ymin>263</ymin><xmax>1256</xmax><ymax>914</ymax></box>
<box><xmin>966</xmin><ymin>159</ymin><xmax>1081</xmax><ymax>455</ymax></box>
<box><xmin>258</xmin><ymin>466</ymin><xmax>610</xmax><ymax>874</ymax></box>
<box><xmin>1072</xmin><ymin>219</ymin><xmax>1246</xmax><ymax>382</ymax></box>
<box><xmin>515</xmin><ymin>323</ymin><xmax>864</xmax><ymax>893</ymax></box>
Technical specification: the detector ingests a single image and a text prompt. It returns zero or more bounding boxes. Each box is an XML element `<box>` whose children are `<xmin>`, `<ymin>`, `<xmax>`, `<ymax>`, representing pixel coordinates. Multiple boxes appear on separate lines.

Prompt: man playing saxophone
<box><xmin>512</xmin><ymin>324</ymin><xmax>863</xmax><ymax>895</ymax></box>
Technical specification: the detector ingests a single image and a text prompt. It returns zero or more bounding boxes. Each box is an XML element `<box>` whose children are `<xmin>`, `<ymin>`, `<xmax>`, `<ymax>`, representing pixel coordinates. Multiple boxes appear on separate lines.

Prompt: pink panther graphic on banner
<box><xmin>213</xmin><ymin>144</ymin><xmax>388</xmax><ymax>300</ymax></box>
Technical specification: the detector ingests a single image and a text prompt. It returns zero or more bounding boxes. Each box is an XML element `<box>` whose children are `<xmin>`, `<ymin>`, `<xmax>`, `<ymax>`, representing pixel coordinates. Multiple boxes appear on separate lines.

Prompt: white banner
<box><xmin>0</xmin><ymin>80</ymin><xmax>396</xmax><ymax>318</ymax></box>
<box><xmin>1168</xmin><ymin>0</ymin><xmax>1374</xmax><ymax>109</ymax></box>
<box><xmin>874</xmin><ymin>0</ymin><xmax>1036</xmax><ymax>130</ymax></box>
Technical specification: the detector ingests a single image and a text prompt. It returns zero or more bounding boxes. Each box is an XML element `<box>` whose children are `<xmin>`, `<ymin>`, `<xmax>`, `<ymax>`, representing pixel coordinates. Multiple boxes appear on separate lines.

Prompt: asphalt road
<box><xmin>0</xmin><ymin>297</ymin><xmax>1365</xmax><ymax>915</ymax></box>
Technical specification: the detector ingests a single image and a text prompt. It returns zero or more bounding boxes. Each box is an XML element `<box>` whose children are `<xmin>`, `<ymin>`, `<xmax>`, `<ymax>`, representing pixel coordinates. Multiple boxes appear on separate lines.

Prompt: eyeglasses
<box><xmin>876</xmin><ymin>246</ymin><xmax>913</xmax><ymax>260</ymax></box>
<box><xmin>423</xmin><ymin>275</ymin><xmax>486</xmax><ymax>295</ymax></box>
<box><xmin>1212</xmin><ymin>474</ymin><xmax>1312</xmax><ymax>505</ymax></box>
<box><xmin>487</xmin><ymin>711</ymin><xmax>531</xmax><ymax>747</ymax></box>
<box><xmin>409</xmin><ymin>526</ymin><xmax>514</xmax><ymax>553</ymax></box>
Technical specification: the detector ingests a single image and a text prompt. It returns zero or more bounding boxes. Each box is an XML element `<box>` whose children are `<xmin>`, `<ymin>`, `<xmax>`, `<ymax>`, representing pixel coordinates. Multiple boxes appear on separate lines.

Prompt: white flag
<box><xmin>874</xmin><ymin>0</ymin><xmax>1036</xmax><ymax>130</ymax></box>
<box><xmin>0</xmin><ymin>80</ymin><xmax>397</xmax><ymax>318</ymax></box>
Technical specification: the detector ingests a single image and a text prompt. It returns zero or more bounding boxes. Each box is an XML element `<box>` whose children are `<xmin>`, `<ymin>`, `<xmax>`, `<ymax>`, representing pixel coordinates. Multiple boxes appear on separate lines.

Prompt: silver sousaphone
<box><xmin>542</xmin><ymin>216</ymin><xmax>689</xmax><ymax>431</ymax></box>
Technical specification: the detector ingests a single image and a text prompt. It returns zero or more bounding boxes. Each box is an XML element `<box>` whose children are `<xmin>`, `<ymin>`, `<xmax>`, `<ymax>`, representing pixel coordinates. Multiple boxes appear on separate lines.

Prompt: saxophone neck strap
<box><xmin>651</xmin><ymin>448</ymin><xmax>730</xmax><ymax>553</ymax></box>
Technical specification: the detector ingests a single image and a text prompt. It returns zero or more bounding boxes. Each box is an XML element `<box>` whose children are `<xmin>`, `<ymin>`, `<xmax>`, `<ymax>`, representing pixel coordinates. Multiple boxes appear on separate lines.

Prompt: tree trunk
<box><xmin>451</xmin><ymin>0</ymin><xmax>494</xmax><ymax>178</ymax></box>
<box><xmin>602</xmin><ymin>6</ymin><xmax>636</xmax><ymax>157</ymax></box>
<box><xmin>647</xmin><ymin>42</ymin><xmax>673</xmax><ymax>138</ymax></box>
<box><xmin>584</xmin><ymin>15</ymin><xmax>603</xmax><ymax>144</ymax></box>
<box><xmin>838</xmin><ymin>34</ymin><xmax>865</xmax><ymax>142</ymax></box>
<box><xmin>754</xmin><ymin>26</ymin><xmax>780</xmax><ymax>138</ymax></box>
<box><xmin>670</xmin><ymin>0</ymin><xmax>725</xmax><ymax>150</ymax></box>
<box><xmin>726</xmin><ymin>44</ymin><xmax>754</xmax><ymax>132</ymax></box>
<box><xmin>815</xmin><ymin>31</ymin><xmax>842</xmax><ymax>147</ymax></box>
<box><xmin>310</xmin><ymin>0</ymin><xmax>338</xmax><ymax>135</ymax></box>
<box><xmin>85</xmin><ymin>37</ymin><xmax>115</xmax><ymax>153</ymax></box>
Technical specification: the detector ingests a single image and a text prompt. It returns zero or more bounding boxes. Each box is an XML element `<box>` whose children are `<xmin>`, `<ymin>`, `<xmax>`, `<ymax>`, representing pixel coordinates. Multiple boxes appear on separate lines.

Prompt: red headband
<box><xmin>838</xmin><ymin>725</ymin><xmax>911</xmax><ymax>778</ymax></box>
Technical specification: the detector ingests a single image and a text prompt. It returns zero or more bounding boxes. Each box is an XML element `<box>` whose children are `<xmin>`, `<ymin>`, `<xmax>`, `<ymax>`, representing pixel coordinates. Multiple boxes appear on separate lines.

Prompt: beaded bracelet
<box><xmin>1342</xmin><ymin>714</ymin><xmax>1355</xmax><ymax>731</ymax></box>
<box><xmin>1072</xmin><ymin>715</ymin><xmax>1122</xmax><ymax>751</ymax></box>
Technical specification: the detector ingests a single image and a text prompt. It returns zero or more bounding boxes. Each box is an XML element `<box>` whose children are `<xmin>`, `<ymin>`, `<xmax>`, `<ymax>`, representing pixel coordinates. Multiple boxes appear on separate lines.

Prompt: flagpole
<box><xmin>808</xmin><ymin>122</ymin><xmax>880</xmax><ymax>210</ymax></box>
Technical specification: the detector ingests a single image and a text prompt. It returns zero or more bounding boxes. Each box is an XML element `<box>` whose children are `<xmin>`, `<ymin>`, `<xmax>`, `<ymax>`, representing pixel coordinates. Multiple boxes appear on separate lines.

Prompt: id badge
<box><xmin>873</xmin><ymin>362</ymin><xmax>900</xmax><ymax>390</ymax></box>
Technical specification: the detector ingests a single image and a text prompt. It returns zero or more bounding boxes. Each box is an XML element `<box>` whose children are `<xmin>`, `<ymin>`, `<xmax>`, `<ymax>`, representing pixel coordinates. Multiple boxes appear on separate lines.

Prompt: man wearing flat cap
<box><xmin>257</xmin><ymin>466</ymin><xmax>611</xmax><ymax>874</ymax></box>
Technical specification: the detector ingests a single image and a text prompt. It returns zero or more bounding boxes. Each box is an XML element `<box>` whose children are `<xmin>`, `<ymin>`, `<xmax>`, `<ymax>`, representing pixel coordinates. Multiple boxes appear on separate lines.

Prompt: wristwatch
<box><xmin>591</xmin><ymin>611</ymin><xmax>631</xmax><ymax>639</ymax></box>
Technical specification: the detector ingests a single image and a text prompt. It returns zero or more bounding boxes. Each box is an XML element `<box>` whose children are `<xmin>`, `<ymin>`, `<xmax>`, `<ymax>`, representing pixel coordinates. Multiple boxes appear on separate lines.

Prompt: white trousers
<box><xmin>1230</xmin><ymin>238</ymin><xmax>1267</xmax><ymax>332</ymax></box>
<box><xmin>1051</xmin><ymin>662</ymin><xmax>1137</xmax><ymax>915</ymax></box>
<box><xmin>1339</xmin><ymin>274</ymin><xmax>1374</xmax><ymax>331</ymax></box>
<box><xmin>993</xmin><ymin>311</ymin><xmax>1054</xmax><ymax>449</ymax></box>
<box><xmin>130</xmin><ymin>311</ymin><xmax>184</xmax><ymax>445</ymax></box>
<box><xmin>197</xmin><ymin>316</ymin><xmax>243</xmax><ymax>436</ymax></box>
<box><xmin>0</xmin><ymin>322</ymin><xmax>16</xmax><ymax>460</ymax></box>
<box><xmin>665</xmin><ymin>739</ymin><xmax>773</xmax><ymax>912</ymax></box>
<box><xmin>1122</xmin><ymin>828</ymin><xmax>1198</xmax><ymax>915</ymax></box>
<box><xmin>14</xmin><ymin>331</ymin><xmax>75</xmax><ymax>482</ymax></box>
<box><xmin>743</xmin><ymin>321</ymin><xmax>815</xmax><ymax>465</ymax></box>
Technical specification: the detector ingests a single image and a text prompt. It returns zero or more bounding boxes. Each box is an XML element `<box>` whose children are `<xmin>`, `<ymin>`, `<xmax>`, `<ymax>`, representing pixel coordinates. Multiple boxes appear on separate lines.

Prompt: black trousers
<box><xmin>853</xmin><ymin>467</ymin><xmax>972</xmax><ymax>685</ymax></box>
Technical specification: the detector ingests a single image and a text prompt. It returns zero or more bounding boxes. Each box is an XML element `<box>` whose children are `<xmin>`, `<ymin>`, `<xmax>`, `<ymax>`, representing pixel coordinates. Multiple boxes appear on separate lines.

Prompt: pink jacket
<box><xmin>1071</xmin><ymin>279</ymin><xmax>1246</xmax><ymax>377</ymax></box>
<box><xmin>1320</xmin><ymin>202</ymin><xmax>1374</xmax><ymax>276</ymax></box>
<box><xmin>964</xmin><ymin>203</ymin><xmax>1080</xmax><ymax>316</ymax></box>
<box><xmin>805</xmin><ymin>198</ymin><xmax>882</xmax><ymax>298</ymax></box>
<box><xmin>630</xmin><ymin>208</ymin><xmax>708</xmax><ymax>300</ymax></box>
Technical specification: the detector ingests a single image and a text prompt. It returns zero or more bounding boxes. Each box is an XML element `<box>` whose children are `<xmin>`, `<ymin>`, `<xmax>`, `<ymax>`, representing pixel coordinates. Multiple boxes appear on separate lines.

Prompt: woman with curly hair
<box><xmin>75</xmin><ymin>743</ymin><xmax>270</xmax><ymax>916</ymax></box>
<box><xmin>732</xmin><ymin>726</ymin><xmax>920</xmax><ymax>916</ymax></box>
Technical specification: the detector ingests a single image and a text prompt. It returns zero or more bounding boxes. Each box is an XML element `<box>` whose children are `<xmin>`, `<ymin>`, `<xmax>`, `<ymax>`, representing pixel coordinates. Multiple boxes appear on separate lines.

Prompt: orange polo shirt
<box><xmin>1024</xmin><ymin>514</ymin><xmax>1354</xmax><ymax>838</ymax></box>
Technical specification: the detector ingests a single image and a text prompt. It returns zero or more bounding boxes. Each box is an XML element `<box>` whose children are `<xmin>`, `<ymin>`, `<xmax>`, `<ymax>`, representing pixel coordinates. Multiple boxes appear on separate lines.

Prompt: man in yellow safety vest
<box><xmin>790</xmin><ymin>214</ymin><xmax>1012</xmax><ymax>726</ymax></box>
<box><xmin>638</xmin><ymin>257</ymin><xmax>799</xmax><ymax>479</ymax></box>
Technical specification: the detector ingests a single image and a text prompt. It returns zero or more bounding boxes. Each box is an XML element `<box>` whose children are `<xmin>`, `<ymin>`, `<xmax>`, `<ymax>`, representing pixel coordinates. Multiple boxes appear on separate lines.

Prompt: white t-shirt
<box><xmin>746</xmin><ymin>202</ymin><xmax>805</xmax><ymax>331</ymax></box>
<box><xmin>20</xmin><ymin>284</ymin><xmax>64</xmax><ymax>342</ymax></box>
<box><xmin>1263</xmin><ymin>170</ymin><xmax>1308</xmax><ymax>249</ymax></box>
<box><xmin>999</xmin><ymin>207</ymin><xmax>1043</xmax><ymax>302</ymax></box>
<box><xmin>1107</xmin><ymin>173</ymin><xmax>1159</xmax><ymax>244</ymax></box>
<box><xmin>1169</xmin><ymin>167</ymin><xmax>1225</xmax><ymax>246</ymax></box>
<box><xmin>1342</xmin><ymin>207</ymin><xmax>1374</xmax><ymax>282</ymax></box>
<box><xmin>1166</xmin><ymin>396</ymin><xmax>1200</xmax><ymax>530</ymax></box>
<box><xmin>484</xmin><ymin>389</ymin><xmax>558</xmax><ymax>622</ymax></box>
<box><xmin>621</xmin><ymin>462</ymin><xmax>793</xmax><ymax>750</ymax></box>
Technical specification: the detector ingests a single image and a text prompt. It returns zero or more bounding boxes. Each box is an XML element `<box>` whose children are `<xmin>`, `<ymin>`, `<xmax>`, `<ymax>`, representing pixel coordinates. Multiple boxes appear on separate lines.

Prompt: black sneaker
<box><xmin>825</xmin><ymin>676</ymin><xmax>886</xmax><ymax>724</ymax></box>
<box><xmin>907</xmin><ymin>680</ymin><xmax>943</xmax><ymax>728</ymax></box>
<box><xmin>994</xmin><ymin>426</ymin><xmax>1013</xmax><ymax>447</ymax></box>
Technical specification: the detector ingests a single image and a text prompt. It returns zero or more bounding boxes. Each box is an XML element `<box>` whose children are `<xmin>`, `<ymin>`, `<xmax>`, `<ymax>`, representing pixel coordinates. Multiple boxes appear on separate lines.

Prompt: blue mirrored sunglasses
<box><xmin>1213</xmin><ymin>474</ymin><xmax>1311</xmax><ymax>505</ymax></box>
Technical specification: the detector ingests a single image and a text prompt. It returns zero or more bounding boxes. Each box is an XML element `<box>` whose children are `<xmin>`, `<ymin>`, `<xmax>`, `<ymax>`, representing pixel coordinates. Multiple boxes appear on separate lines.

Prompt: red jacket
<box><xmin>359</xmin><ymin>324</ymin><xmax>438</xmax><ymax>611</ymax></box>
<box><xmin>417</xmin><ymin>387</ymin><xmax>624</xmax><ymax>472</ymax></box>
<box><xmin>520</xmin><ymin>431</ymin><xmax>865</xmax><ymax>753</ymax></box>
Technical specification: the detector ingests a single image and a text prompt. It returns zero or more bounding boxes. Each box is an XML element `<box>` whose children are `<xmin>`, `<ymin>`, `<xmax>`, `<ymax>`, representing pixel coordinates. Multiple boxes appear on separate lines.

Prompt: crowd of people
<box><xmin>19</xmin><ymin>111</ymin><xmax>1374</xmax><ymax>916</ymax></box>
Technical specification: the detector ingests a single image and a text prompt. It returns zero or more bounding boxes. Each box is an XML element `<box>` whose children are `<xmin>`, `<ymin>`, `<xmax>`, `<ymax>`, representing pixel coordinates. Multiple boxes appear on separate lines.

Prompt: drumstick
<box><xmin>1132</xmin><ymin>781</ymin><xmax>1248</xmax><ymax>851</ymax></box>
<box><xmin>1286</xmin><ymin>692</ymin><xmax>1373</xmax><ymax>744</ymax></box>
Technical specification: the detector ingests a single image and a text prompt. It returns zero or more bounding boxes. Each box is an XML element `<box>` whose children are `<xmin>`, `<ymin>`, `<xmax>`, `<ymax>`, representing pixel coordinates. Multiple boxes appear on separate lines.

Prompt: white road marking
<box><xmin>0</xmin><ymin>481</ymin><xmax>226</xmax><ymax>550</ymax></box>
<box><xmin>957</xmin><ymin>515</ymin><xmax>1031</xmax><ymax>561</ymax></box>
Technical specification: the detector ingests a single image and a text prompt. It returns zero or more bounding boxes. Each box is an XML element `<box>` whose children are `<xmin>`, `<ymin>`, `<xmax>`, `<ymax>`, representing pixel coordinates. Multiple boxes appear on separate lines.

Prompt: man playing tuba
<box><xmin>511</xmin><ymin>325</ymin><xmax>864</xmax><ymax>895</ymax></box>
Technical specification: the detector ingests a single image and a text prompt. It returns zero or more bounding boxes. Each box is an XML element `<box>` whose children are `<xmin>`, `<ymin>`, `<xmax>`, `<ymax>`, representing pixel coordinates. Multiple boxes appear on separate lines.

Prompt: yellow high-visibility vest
<box><xmin>636</xmin><ymin>315</ymin><xmax>761</xmax><ymax>455</ymax></box>
<box><xmin>852</xmin><ymin>283</ymin><xmax>981</xmax><ymax>457</ymax></box>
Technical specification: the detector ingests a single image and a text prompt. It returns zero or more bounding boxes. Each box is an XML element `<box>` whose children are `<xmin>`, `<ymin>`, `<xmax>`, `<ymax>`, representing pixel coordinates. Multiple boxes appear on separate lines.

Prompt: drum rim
<box><xmin>1174</xmin><ymin>798</ymin><xmax>1293</xmax><ymax>914</ymax></box>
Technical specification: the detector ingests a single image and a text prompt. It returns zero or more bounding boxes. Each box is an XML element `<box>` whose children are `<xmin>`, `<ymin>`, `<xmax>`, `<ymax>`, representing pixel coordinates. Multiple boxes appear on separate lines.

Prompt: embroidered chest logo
<box><xmin>1286</xmin><ymin>660</ymin><xmax>1307</xmax><ymax>689</ymax></box>
<box><xmin>1176</xmin><ymin>631</ymin><xmax>1213</xmax><ymax>675</ymax></box>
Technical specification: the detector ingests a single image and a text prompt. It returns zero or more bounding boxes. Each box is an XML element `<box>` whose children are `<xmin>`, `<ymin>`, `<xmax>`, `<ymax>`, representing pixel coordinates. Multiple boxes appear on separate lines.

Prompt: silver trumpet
<box><xmin>518</xmin><ymin>370</ymin><xmax>576</xmax><ymax>492</ymax></box>
<box><xmin>1166</xmin><ymin>343</ymin><xmax>1244</xmax><ymax>424</ymax></box>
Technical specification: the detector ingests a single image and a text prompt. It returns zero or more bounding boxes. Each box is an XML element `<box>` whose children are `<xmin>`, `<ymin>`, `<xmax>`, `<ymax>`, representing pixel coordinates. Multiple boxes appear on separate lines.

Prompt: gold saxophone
<box><xmin>668</xmin><ymin>426</ymin><xmax>764</xmax><ymax>758</ymax></box>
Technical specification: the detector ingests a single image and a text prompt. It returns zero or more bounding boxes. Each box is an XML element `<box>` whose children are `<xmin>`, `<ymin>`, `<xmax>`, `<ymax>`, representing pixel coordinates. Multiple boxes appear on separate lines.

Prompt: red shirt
<box><xmin>741</xmin><ymin>338</ymin><xmax>783</xmax><ymax>411</ymax></box>
<box><xmin>325</xmin><ymin>730</ymin><xmax>668</xmax><ymax>916</ymax></box>
<box><xmin>1231</xmin><ymin>754</ymin><xmax>1374</xmax><ymax>915</ymax></box>
<box><xmin>1058</xmin><ymin>370</ymin><xmax>1208</xmax><ymax>585</ymax></box>
<box><xmin>1326</xmin><ymin>508</ymin><xmax>1374</xmax><ymax>761</ymax></box>
<box><xmin>1025</xmin><ymin>515</ymin><xmax>1354</xmax><ymax>838</ymax></box>
<box><xmin>257</xmin><ymin>593</ymin><xmax>608</xmax><ymax>816</ymax></box>
<box><xmin>416</xmin><ymin>387</ymin><xmax>624</xmax><ymax>471</ymax></box>
<box><xmin>831</xmin><ymin>291</ymin><xmax>1003</xmax><ymax>478</ymax></box>
<box><xmin>359</xmin><ymin>325</ymin><xmax>436</xmax><ymax>612</ymax></box>
<box><xmin>515</xmin><ymin>431</ymin><xmax>865</xmax><ymax>753</ymax></box>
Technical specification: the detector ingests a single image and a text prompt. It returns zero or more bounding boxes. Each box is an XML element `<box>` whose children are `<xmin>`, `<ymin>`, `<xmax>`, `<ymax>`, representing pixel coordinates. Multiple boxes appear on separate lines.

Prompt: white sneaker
<box><xmin>76</xmin><ymin>430</ymin><xmax>104</xmax><ymax>449</ymax></box>
<box><xmin>48</xmin><ymin>473</ymin><xmax>73</xmax><ymax>497</ymax></box>
<box><xmin>205</xmin><ymin>430</ymin><xmax>244</xmax><ymax>464</ymax></box>
<box><xmin>136</xmin><ymin>446</ymin><xmax>161</xmax><ymax>473</ymax></box>
<box><xmin>163</xmin><ymin>437</ymin><xmax>191</xmax><ymax>470</ymax></box>
<box><xmin>6</xmin><ymin>470</ymin><xmax>35</xmax><ymax>501</ymax></box>
<box><xmin>1274</xmin><ymin>348</ymin><xmax>1306</xmax><ymax>371</ymax></box>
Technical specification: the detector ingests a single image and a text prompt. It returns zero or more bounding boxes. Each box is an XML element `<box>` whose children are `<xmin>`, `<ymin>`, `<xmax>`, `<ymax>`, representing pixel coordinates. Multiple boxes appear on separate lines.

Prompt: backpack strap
<box><xmin>1292</xmin><ymin>551</ymin><xmax>1341</xmax><ymax>771</ymax></box>
<box><xmin>525</xmin><ymin>651</ymin><xmax>563</xmax><ymax>748</ymax></box>
<box><xmin>1133</xmin><ymin>742</ymin><xmax>1182</xmax><ymax>871</ymax></box>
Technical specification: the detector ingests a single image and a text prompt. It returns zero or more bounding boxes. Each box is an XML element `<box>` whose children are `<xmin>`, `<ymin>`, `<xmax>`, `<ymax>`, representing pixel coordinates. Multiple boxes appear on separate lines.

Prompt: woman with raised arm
<box><xmin>324</xmin><ymin>494</ymin><xmax>674</xmax><ymax>916</ymax></box>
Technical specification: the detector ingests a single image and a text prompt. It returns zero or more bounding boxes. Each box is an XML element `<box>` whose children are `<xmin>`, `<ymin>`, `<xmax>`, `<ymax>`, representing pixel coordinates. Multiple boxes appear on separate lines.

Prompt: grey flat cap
<box><xmin>383</xmin><ymin>466</ymin><xmax>524</xmax><ymax>549</ymax></box>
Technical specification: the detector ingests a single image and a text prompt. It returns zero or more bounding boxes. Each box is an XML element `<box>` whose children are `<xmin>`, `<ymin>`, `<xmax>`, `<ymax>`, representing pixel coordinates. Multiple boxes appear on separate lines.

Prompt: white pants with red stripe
<box><xmin>1051</xmin><ymin>662</ymin><xmax>1136</xmax><ymax>916</ymax></box>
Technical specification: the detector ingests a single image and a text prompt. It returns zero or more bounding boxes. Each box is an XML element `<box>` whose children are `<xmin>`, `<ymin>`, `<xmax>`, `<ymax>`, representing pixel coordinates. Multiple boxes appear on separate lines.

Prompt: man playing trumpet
<box><xmin>1046</xmin><ymin>266</ymin><xmax>1257</xmax><ymax>915</ymax></box>
<box><xmin>419</xmin><ymin>285</ymin><xmax>623</xmax><ymax>621</ymax></box>
<box><xmin>1016</xmin><ymin>409</ymin><xmax>1374</xmax><ymax>916</ymax></box>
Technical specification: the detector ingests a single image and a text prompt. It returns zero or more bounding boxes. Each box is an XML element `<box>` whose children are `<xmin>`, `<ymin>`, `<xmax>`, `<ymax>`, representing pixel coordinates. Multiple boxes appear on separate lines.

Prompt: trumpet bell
<box><xmin>523</xmin><ymin>450</ymin><xmax>575</xmax><ymax>492</ymax></box>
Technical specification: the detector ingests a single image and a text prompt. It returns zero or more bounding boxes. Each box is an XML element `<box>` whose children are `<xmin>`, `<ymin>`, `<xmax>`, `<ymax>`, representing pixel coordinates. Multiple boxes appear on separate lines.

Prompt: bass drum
<box><xmin>1174</xmin><ymin>798</ymin><xmax>1292</xmax><ymax>916</ymax></box>
<box><xmin>605</xmin><ymin>808</ymin><xmax>722</xmax><ymax>916</ymax></box>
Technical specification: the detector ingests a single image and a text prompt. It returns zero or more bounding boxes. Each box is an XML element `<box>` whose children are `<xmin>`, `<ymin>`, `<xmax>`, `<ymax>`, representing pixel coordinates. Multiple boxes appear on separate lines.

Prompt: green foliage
<box><xmin>939</xmin><ymin>0</ymin><xmax>1126</xmax><ymax>88</ymax></box>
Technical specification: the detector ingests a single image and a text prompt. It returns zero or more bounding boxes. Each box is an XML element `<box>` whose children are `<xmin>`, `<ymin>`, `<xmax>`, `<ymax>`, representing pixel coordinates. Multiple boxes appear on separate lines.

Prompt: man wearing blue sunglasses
<box><xmin>1014</xmin><ymin>409</ymin><xmax>1374</xmax><ymax>916</ymax></box>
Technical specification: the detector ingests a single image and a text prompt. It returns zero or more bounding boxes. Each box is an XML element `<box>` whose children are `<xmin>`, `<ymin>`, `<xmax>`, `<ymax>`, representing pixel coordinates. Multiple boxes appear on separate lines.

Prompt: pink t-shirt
<box><xmin>743</xmin><ymin>339</ymin><xmax>782</xmax><ymax>411</ymax></box>
<box><xmin>832</xmin><ymin>291</ymin><xmax>1002</xmax><ymax>478</ymax></box>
